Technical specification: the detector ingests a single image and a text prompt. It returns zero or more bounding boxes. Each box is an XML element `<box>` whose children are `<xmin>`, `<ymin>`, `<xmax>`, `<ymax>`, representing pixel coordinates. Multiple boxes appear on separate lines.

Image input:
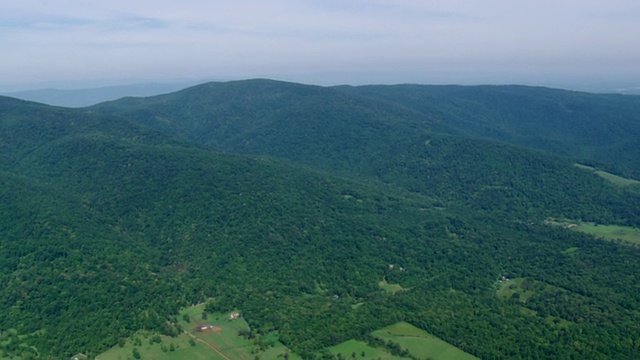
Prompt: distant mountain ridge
<box><xmin>91</xmin><ymin>79</ymin><xmax>640</xmax><ymax>177</ymax></box>
<box><xmin>1</xmin><ymin>82</ymin><xmax>197</xmax><ymax>107</ymax></box>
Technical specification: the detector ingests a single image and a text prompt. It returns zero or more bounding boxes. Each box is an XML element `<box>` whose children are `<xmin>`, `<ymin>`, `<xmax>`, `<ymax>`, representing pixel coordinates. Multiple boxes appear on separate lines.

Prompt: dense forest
<box><xmin>1</xmin><ymin>80</ymin><xmax>640</xmax><ymax>359</ymax></box>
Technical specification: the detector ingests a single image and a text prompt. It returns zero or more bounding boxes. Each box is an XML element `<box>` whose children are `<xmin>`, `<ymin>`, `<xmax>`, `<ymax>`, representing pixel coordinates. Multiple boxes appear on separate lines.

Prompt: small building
<box><xmin>229</xmin><ymin>312</ymin><xmax>240</xmax><ymax>320</ymax></box>
<box><xmin>195</xmin><ymin>324</ymin><xmax>214</xmax><ymax>332</ymax></box>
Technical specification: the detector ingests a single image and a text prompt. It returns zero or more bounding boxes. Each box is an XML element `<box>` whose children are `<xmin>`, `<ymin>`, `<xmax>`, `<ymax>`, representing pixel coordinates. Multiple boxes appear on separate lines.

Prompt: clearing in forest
<box><xmin>544</xmin><ymin>218</ymin><xmax>640</xmax><ymax>245</ymax></box>
<box><xmin>328</xmin><ymin>339</ymin><xmax>406</xmax><ymax>359</ymax></box>
<box><xmin>97</xmin><ymin>304</ymin><xmax>299</xmax><ymax>360</ymax></box>
<box><xmin>371</xmin><ymin>322</ymin><xmax>478</xmax><ymax>360</ymax></box>
<box><xmin>573</xmin><ymin>223</ymin><xmax>640</xmax><ymax>245</ymax></box>
<box><xmin>495</xmin><ymin>277</ymin><xmax>537</xmax><ymax>302</ymax></box>
<box><xmin>96</xmin><ymin>330</ymin><xmax>216</xmax><ymax>360</ymax></box>
<box><xmin>178</xmin><ymin>305</ymin><xmax>292</xmax><ymax>360</ymax></box>
<box><xmin>574</xmin><ymin>164</ymin><xmax>640</xmax><ymax>186</ymax></box>
<box><xmin>378</xmin><ymin>279</ymin><xmax>407</xmax><ymax>294</ymax></box>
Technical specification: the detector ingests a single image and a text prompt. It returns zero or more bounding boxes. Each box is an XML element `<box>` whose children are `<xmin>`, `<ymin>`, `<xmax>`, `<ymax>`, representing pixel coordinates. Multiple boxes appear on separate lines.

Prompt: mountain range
<box><xmin>1</xmin><ymin>82</ymin><xmax>197</xmax><ymax>108</ymax></box>
<box><xmin>1</xmin><ymin>79</ymin><xmax>639</xmax><ymax>359</ymax></box>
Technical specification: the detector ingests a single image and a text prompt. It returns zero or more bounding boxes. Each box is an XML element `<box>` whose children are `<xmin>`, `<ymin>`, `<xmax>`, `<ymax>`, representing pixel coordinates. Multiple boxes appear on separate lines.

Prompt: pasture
<box><xmin>544</xmin><ymin>218</ymin><xmax>640</xmax><ymax>245</ymax></box>
<box><xmin>372</xmin><ymin>322</ymin><xmax>478</xmax><ymax>360</ymax></box>
<box><xmin>97</xmin><ymin>304</ymin><xmax>299</xmax><ymax>360</ymax></box>
<box><xmin>177</xmin><ymin>305</ymin><xmax>298</xmax><ymax>360</ymax></box>
<box><xmin>574</xmin><ymin>164</ymin><xmax>640</xmax><ymax>186</ymax></box>
<box><xmin>328</xmin><ymin>339</ymin><xmax>406</xmax><ymax>359</ymax></box>
<box><xmin>378</xmin><ymin>279</ymin><xmax>406</xmax><ymax>294</ymax></box>
<box><xmin>96</xmin><ymin>331</ymin><xmax>213</xmax><ymax>360</ymax></box>
<box><xmin>573</xmin><ymin>223</ymin><xmax>640</xmax><ymax>245</ymax></box>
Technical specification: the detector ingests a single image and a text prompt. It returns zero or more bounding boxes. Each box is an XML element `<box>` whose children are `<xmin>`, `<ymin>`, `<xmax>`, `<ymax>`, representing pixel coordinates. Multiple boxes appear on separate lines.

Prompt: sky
<box><xmin>2</xmin><ymin>0</ymin><xmax>640</xmax><ymax>90</ymax></box>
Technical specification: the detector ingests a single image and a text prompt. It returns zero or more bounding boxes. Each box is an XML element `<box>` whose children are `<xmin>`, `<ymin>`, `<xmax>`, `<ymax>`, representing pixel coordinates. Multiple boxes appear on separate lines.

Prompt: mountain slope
<box><xmin>88</xmin><ymin>80</ymin><xmax>640</xmax><ymax>226</ymax></box>
<box><xmin>343</xmin><ymin>84</ymin><xmax>640</xmax><ymax>177</ymax></box>
<box><xmin>1</xmin><ymin>103</ymin><xmax>425</xmax><ymax>357</ymax></box>
<box><xmin>90</xmin><ymin>80</ymin><xmax>640</xmax><ymax>178</ymax></box>
<box><xmin>89</xmin><ymin>79</ymin><xmax>443</xmax><ymax>176</ymax></box>
<box><xmin>1</xmin><ymin>97</ymin><xmax>455</xmax><ymax>357</ymax></box>
<box><xmin>2</xmin><ymin>90</ymin><xmax>640</xmax><ymax>359</ymax></box>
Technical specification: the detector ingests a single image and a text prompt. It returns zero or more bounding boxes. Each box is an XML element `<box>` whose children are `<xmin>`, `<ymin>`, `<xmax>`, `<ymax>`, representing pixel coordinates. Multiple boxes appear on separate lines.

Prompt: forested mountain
<box><xmin>344</xmin><ymin>84</ymin><xmax>640</xmax><ymax>177</ymax></box>
<box><xmin>1</xmin><ymin>80</ymin><xmax>640</xmax><ymax>359</ymax></box>
<box><xmin>90</xmin><ymin>79</ymin><xmax>640</xmax><ymax>225</ymax></box>
<box><xmin>91</xmin><ymin>79</ymin><xmax>640</xmax><ymax>177</ymax></box>
<box><xmin>89</xmin><ymin>79</ymin><xmax>438</xmax><ymax>175</ymax></box>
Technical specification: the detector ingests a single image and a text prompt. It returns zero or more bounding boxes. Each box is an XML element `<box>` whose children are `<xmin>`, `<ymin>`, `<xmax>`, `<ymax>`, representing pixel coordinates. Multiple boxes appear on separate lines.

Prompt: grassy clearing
<box><xmin>328</xmin><ymin>340</ymin><xmax>406</xmax><ymax>360</ymax></box>
<box><xmin>96</xmin><ymin>331</ymin><xmax>211</xmax><ymax>360</ymax></box>
<box><xmin>594</xmin><ymin>171</ymin><xmax>640</xmax><ymax>186</ymax></box>
<box><xmin>574</xmin><ymin>164</ymin><xmax>640</xmax><ymax>186</ymax></box>
<box><xmin>545</xmin><ymin>218</ymin><xmax>640</xmax><ymax>245</ymax></box>
<box><xmin>495</xmin><ymin>278</ymin><xmax>536</xmax><ymax>302</ymax></box>
<box><xmin>378</xmin><ymin>279</ymin><xmax>406</xmax><ymax>294</ymax></box>
<box><xmin>372</xmin><ymin>322</ymin><xmax>478</xmax><ymax>360</ymax></box>
<box><xmin>259</xmin><ymin>340</ymin><xmax>302</xmax><ymax>360</ymax></box>
<box><xmin>177</xmin><ymin>304</ymin><xmax>254</xmax><ymax>359</ymax></box>
<box><xmin>97</xmin><ymin>304</ymin><xmax>299</xmax><ymax>360</ymax></box>
<box><xmin>178</xmin><ymin>306</ymin><xmax>299</xmax><ymax>360</ymax></box>
<box><xmin>573</xmin><ymin>223</ymin><xmax>640</xmax><ymax>245</ymax></box>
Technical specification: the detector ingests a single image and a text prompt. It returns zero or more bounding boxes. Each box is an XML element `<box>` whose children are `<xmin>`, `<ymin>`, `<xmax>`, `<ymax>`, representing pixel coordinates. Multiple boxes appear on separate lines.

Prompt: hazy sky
<box><xmin>2</xmin><ymin>0</ymin><xmax>640</xmax><ymax>89</ymax></box>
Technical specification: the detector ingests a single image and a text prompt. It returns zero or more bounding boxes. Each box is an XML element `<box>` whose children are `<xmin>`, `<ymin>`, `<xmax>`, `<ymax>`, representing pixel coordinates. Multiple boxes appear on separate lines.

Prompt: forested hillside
<box><xmin>91</xmin><ymin>79</ymin><xmax>640</xmax><ymax>177</ymax></box>
<box><xmin>1</xmin><ymin>80</ymin><xmax>640</xmax><ymax>359</ymax></box>
<box><xmin>343</xmin><ymin>84</ymin><xmax>640</xmax><ymax>177</ymax></box>
<box><xmin>91</xmin><ymin>79</ymin><xmax>640</xmax><ymax>225</ymax></box>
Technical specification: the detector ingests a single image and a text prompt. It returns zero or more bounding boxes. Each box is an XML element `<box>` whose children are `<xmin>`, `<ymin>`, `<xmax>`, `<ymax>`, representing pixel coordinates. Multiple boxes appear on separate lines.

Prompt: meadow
<box><xmin>378</xmin><ymin>279</ymin><xmax>406</xmax><ymax>294</ymax></box>
<box><xmin>328</xmin><ymin>339</ymin><xmax>406</xmax><ymax>359</ymax></box>
<box><xmin>96</xmin><ymin>305</ymin><xmax>476</xmax><ymax>360</ymax></box>
<box><xmin>573</xmin><ymin>223</ymin><xmax>640</xmax><ymax>245</ymax></box>
<box><xmin>544</xmin><ymin>217</ymin><xmax>640</xmax><ymax>245</ymax></box>
<box><xmin>371</xmin><ymin>322</ymin><xmax>478</xmax><ymax>360</ymax></box>
<box><xmin>97</xmin><ymin>304</ymin><xmax>299</xmax><ymax>360</ymax></box>
<box><xmin>96</xmin><ymin>331</ymin><xmax>211</xmax><ymax>360</ymax></box>
<box><xmin>574</xmin><ymin>164</ymin><xmax>640</xmax><ymax>186</ymax></box>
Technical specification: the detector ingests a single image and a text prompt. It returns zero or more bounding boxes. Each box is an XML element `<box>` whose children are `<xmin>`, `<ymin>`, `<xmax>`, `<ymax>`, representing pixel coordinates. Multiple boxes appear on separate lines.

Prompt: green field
<box><xmin>97</xmin><ymin>304</ymin><xmax>299</xmax><ymax>360</ymax></box>
<box><xmin>378</xmin><ymin>279</ymin><xmax>406</xmax><ymax>294</ymax></box>
<box><xmin>572</xmin><ymin>223</ymin><xmax>640</xmax><ymax>244</ymax></box>
<box><xmin>178</xmin><ymin>305</ymin><xmax>300</xmax><ymax>360</ymax></box>
<box><xmin>96</xmin><ymin>331</ymin><xmax>211</xmax><ymax>360</ymax></box>
<box><xmin>574</xmin><ymin>164</ymin><xmax>640</xmax><ymax>186</ymax></box>
<box><xmin>371</xmin><ymin>322</ymin><xmax>478</xmax><ymax>360</ymax></box>
<box><xmin>328</xmin><ymin>340</ymin><xmax>406</xmax><ymax>360</ymax></box>
<box><xmin>545</xmin><ymin>218</ymin><xmax>640</xmax><ymax>245</ymax></box>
